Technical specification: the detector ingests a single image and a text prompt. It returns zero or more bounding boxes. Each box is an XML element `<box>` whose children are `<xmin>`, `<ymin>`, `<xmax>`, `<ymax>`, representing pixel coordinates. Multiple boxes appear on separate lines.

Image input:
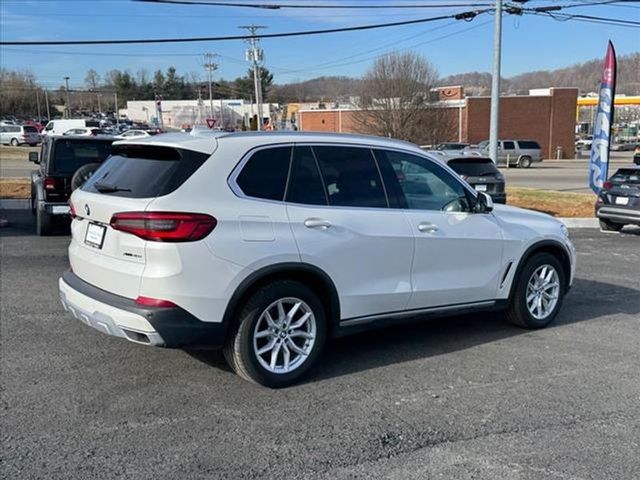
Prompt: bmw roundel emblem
<box><xmin>84</xmin><ymin>204</ymin><xmax>90</xmax><ymax>216</ymax></box>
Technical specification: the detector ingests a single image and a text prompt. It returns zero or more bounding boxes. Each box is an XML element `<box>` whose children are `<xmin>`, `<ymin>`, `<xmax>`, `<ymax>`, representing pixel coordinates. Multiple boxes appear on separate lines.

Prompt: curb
<box><xmin>557</xmin><ymin>218</ymin><xmax>599</xmax><ymax>228</ymax></box>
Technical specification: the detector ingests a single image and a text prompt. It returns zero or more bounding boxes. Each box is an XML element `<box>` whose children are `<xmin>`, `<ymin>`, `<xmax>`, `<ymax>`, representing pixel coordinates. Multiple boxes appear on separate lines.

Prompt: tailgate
<box><xmin>67</xmin><ymin>143</ymin><xmax>210</xmax><ymax>299</ymax></box>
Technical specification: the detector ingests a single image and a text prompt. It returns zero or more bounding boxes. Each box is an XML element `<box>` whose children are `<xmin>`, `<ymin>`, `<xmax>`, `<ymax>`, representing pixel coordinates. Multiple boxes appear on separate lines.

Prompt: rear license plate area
<box><xmin>85</xmin><ymin>222</ymin><xmax>106</xmax><ymax>249</ymax></box>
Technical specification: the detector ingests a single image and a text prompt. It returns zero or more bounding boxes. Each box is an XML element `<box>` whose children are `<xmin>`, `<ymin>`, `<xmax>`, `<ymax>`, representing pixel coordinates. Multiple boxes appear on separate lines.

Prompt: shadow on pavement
<box><xmin>0</xmin><ymin>209</ymin><xmax>70</xmax><ymax>237</ymax></box>
<box><xmin>188</xmin><ymin>277</ymin><xmax>640</xmax><ymax>383</ymax></box>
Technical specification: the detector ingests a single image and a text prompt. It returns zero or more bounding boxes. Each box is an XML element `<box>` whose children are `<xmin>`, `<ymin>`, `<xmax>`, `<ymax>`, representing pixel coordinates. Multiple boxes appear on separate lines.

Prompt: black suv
<box><xmin>30</xmin><ymin>135</ymin><xmax>114</xmax><ymax>235</ymax></box>
<box><xmin>444</xmin><ymin>156</ymin><xmax>506</xmax><ymax>204</ymax></box>
<box><xmin>595</xmin><ymin>166</ymin><xmax>640</xmax><ymax>231</ymax></box>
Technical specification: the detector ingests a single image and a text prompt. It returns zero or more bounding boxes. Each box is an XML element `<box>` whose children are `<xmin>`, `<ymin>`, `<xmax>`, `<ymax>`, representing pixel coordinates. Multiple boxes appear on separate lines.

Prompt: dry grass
<box><xmin>0</xmin><ymin>145</ymin><xmax>39</xmax><ymax>162</ymax></box>
<box><xmin>507</xmin><ymin>187</ymin><xmax>595</xmax><ymax>218</ymax></box>
<box><xmin>0</xmin><ymin>178</ymin><xmax>30</xmax><ymax>199</ymax></box>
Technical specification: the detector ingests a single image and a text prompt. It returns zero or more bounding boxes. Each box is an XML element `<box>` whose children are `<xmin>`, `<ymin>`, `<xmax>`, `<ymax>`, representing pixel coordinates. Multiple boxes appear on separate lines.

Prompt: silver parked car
<box><xmin>477</xmin><ymin>139</ymin><xmax>542</xmax><ymax>168</ymax></box>
<box><xmin>0</xmin><ymin>125</ymin><xmax>41</xmax><ymax>146</ymax></box>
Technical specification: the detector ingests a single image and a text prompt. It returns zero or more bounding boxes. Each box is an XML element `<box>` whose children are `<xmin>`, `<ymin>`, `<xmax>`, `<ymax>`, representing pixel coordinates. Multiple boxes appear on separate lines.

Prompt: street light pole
<box><xmin>489</xmin><ymin>0</ymin><xmax>502</xmax><ymax>164</ymax></box>
<box><xmin>64</xmin><ymin>76</ymin><xmax>71</xmax><ymax>118</ymax></box>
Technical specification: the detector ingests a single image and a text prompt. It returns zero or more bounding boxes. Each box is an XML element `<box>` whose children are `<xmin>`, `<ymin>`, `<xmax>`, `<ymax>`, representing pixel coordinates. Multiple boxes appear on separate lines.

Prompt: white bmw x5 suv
<box><xmin>60</xmin><ymin>132</ymin><xmax>576</xmax><ymax>387</ymax></box>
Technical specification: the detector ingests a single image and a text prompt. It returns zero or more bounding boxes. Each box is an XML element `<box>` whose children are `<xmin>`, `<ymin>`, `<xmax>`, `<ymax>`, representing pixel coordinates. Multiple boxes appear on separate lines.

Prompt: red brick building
<box><xmin>297</xmin><ymin>87</ymin><xmax>578</xmax><ymax>159</ymax></box>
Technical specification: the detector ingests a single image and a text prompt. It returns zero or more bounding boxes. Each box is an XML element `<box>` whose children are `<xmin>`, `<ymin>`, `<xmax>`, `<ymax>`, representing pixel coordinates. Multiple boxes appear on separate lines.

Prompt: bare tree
<box><xmin>353</xmin><ymin>52</ymin><xmax>439</xmax><ymax>143</ymax></box>
<box><xmin>84</xmin><ymin>69</ymin><xmax>101</xmax><ymax>90</ymax></box>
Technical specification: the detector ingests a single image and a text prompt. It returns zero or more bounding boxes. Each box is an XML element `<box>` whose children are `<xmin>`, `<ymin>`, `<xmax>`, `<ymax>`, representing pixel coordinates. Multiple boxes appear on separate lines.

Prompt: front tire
<box><xmin>599</xmin><ymin>218</ymin><xmax>624</xmax><ymax>232</ymax></box>
<box><xmin>224</xmin><ymin>280</ymin><xmax>327</xmax><ymax>388</ymax></box>
<box><xmin>506</xmin><ymin>253</ymin><xmax>565</xmax><ymax>329</ymax></box>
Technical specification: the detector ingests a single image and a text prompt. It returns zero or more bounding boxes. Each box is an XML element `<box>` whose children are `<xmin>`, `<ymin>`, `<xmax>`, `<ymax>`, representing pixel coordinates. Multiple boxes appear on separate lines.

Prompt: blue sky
<box><xmin>1</xmin><ymin>0</ymin><xmax>638</xmax><ymax>90</ymax></box>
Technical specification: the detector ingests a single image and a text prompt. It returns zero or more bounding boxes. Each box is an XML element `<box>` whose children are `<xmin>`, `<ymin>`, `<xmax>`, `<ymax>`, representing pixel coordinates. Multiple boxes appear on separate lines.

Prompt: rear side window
<box><xmin>52</xmin><ymin>139</ymin><xmax>113</xmax><ymax>174</ymax></box>
<box><xmin>447</xmin><ymin>158</ymin><xmax>499</xmax><ymax>176</ymax></box>
<box><xmin>82</xmin><ymin>145</ymin><xmax>208</xmax><ymax>198</ymax></box>
<box><xmin>236</xmin><ymin>146</ymin><xmax>291</xmax><ymax>201</ymax></box>
<box><xmin>518</xmin><ymin>141</ymin><xmax>540</xmax><ymax>149</ymax></box>
<box><xmin>313</xmin><ymin>146</ymin><xmax>387</xmax><ymax>208</ymax></box>
<box><xmin>286</xmin><ymin>146</ymin><xmax>327</xmax><ymax>205</ymax></box>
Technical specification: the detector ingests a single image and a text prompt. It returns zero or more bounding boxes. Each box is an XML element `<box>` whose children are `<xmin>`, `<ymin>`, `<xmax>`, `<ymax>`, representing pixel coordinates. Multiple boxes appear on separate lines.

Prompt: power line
<box><xmin>0</xmin><ymin>10</ymin><xmax>489</xmax><ymax>45</ymax></box>
<box><xmin>135</xmin><ymin>0</ymin><xmax>493</xmax><ymax>9</ymax></box>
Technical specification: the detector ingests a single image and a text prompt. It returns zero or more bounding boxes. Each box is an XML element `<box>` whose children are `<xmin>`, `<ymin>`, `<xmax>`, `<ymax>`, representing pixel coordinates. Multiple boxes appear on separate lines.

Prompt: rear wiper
<box><xmin>93</xmin><ymin>181</ymin><xmax>131</xmax><ymax>193</ymax></box>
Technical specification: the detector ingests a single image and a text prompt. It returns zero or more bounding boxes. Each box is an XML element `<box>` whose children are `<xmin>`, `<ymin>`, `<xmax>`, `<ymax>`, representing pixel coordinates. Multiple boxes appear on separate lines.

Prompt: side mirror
<box><xmin>475</xmin><ymin>191</ymin><xmax>494</xmax><ymax>213</ymax></box>
<box><xmin>28</xmin><ymin>152</ymin><xmax>40</xmax><ymax>164</ymax></box>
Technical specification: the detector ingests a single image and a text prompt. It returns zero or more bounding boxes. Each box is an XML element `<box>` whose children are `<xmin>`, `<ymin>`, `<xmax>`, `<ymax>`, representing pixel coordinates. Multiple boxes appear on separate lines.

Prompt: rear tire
<box><xmin>506</xmin><ymin>253</ymin><xmax>565</xmax><ymax>329</ymax></box>
<box><xmin>519</xmin><ymin>156</ymin><xmax>532</xmax><ymax>168</ymax></box>
<box><xmin>36</xmin><ymin>207</ymin><xmax>52</xmax><ymax>236</ymax></box>
<box><xmin>10</xmin><ymin>138</ymin><xmax>19</xmax><ymax>147</ymax></box>
<box><xmin>599</xmin><ymin>218</ymin><xmax>624</xmax><ymax>232</ymax></box>
<box><xmin>223</xmin><ymin>280</ymin><xmax>327</xmax><ymax>388</ymax></box>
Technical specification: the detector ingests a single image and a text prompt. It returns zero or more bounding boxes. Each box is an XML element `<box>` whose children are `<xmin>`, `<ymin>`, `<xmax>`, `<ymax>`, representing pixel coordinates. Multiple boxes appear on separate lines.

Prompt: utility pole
<box><xmin>64</xmin><ymin>76</ymin><xmax>71</xmax><ymax>118</ymax></box>
<box><xmin>203</xmin><ymin>53</ymin><xmax>218</xmax><ymax>127</ymax></box>
<box><xmin>240</xmin><ymin>25</ymin><xmax>266</xmax><ymax>131</ymax></box>
<box><xmin>488</xmin><ymin>0</ymin><xmax>502</xmax><ymax>164</ymax></box>
<box><xmin>36</xmin><ymin>88</ymin><xmax>41</xmax><ymax>120</ymax></box>
<box><xmin>114</xmin><ymin>92</ymin><xmax>119</xmax><ymax>128</ymax></box>
<box><xmin>44</xmin><ymin>89</ymin><xmax>51</xmax><ymax>120</ymax></box>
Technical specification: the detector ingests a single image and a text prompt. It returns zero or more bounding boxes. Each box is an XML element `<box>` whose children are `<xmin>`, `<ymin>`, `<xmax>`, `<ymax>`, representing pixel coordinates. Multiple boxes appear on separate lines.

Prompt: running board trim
<box><xmin>340</xmin><ymin>300</ymin><xmax>497</xmax><ymax>328</ymax></box>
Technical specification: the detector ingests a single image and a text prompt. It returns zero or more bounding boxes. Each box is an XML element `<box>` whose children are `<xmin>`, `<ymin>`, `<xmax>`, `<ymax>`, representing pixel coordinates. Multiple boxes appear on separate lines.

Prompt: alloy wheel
<box><xmin>526</xmin><ymin>264</ymin><xmax>560</xmax><ymax>320</ymax></box>
<box><xmin>253</xmin><ymin>297</ymin><xmax>317</xmax><ymax>374</ymax></box>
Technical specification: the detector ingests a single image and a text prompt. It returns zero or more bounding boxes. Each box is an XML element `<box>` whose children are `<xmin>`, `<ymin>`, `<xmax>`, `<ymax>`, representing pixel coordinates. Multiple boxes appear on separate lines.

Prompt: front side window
<box><xmin>503</xmin><ymin>141</ymin><xmax>515</xmax><ymax>150</ymax></box>
<box><xmin>374</xmin><ymin>149</ymin><xmax>471</xmax><ymax>212</ymax></box>
<box><xmin>236</xmin><ymin>146</ymin><xmax>292</xmax><ymax>201</ymax></box>
<box><xmin>313</xmin><ymin>146</ymin><xmax>387</xmax><ymax>208</ymax></box>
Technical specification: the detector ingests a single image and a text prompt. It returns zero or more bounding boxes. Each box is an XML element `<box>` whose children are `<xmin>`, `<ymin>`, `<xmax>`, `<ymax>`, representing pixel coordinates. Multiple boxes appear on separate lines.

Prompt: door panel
<box><xmin>374</xmin><ymin>148</ymin><xmax>504</xmax><ymax>309</ymax></box>
<box><xmin>287</xmin><ymin>204</ymin><xmax>414</xmax><ymax>319</ymax></box>
<box><xmin>403</xmin><ymin>210</ymin><xmax>504</xmax><ymax>308</ymax></box>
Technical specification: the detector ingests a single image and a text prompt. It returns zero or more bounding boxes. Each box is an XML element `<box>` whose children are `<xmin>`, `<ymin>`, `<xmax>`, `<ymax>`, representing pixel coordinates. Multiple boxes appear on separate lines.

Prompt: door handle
<box><xmin>304</xmin><ymin>218</ymin><xmax>332</xmax><ymax>229</ymax></box>
<box><xmin>417</xmin><ymin>222</ymin><xmax>439</xmax><ymax>233</ymax></box>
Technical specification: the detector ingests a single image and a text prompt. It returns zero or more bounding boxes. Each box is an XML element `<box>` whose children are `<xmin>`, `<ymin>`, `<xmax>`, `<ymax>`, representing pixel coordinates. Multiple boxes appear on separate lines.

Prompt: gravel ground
<box><xmin>1</xmin><ymin>210</ymin><xmax>639</xmax><ymax>479</ymax></box>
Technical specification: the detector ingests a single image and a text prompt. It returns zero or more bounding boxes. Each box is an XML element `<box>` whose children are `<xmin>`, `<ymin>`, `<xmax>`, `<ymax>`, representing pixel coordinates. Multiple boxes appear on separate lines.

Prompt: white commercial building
<box><xmin>124</xmin><ymin>99</ymin><xmax>280</xmax><ymax>129</ymax></box>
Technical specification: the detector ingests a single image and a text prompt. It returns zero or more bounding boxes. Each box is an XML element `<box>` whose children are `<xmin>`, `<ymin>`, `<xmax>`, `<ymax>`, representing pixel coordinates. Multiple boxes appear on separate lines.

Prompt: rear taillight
<box><xmin>43</xmin><ymin>177</ymin><xmax>61</xmax><ymax>190</ymax></box>
<box><xmin>110</xmin><ymin>212</ymin><xmax>217</xmax><ymax>242</ymax></box>
<box><xmin>603</xmin><ymin>181</ymin><xmax>612</xmax><ymax>190</ymax></box>
<box><xmin>69</xmin><ymin>199</ymin><xmax>77</xmax><ymax>219</ymax></box>
<box><xmin>135</xmin><ymin>296</ymin><xmax>177</xmax><ymax>308</ymax></box>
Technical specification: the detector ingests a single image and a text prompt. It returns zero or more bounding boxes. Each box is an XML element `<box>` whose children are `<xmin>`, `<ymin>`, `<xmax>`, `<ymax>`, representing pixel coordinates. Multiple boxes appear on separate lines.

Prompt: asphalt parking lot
<box><xmin>1</xmin><ymin>211</ymin><xmax>639</xmax><ymax>479</ymax></box>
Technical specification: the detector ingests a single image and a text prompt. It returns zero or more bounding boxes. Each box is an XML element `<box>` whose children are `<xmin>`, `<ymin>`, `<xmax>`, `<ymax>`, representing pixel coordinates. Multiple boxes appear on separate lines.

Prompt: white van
<box><xmin>42</xmin><ymin>119</ymin><xmax>101</xmax><ymax>136</ymax></box>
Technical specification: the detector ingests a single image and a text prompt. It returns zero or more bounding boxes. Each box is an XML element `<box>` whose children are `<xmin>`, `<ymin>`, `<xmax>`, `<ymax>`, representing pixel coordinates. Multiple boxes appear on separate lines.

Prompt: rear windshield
<box><xmin>518</xmin><ymin>141</ymin><xmax>540</xmax><ymax>149</ymax></box>
<box><xmin>82</xmin><ymin>145</ymin><xmax>209</xmax><ymax>198</ymax></box>
<box><xmin>447</xmin><ymin>158</ymin><xmax>499</xmax><ymax>176</ymax></box>
<box><xmin>611</xmin><ymin>169</ymin><xmax>640</xmax><ymax>184</ymax></box>
<box><xmin>51</xmin><ymin>139</ymin><xmax>113</xmax><ymax>174</ymax></box>
<box><xmin>23</xmin><ymin>126</ymin><xmax>38</xmax><ymax>133</ymax></box>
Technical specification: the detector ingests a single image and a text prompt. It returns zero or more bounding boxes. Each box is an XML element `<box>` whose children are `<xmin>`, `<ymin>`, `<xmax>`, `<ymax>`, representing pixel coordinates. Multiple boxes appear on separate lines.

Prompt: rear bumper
<box><xmin>59</xmin><ymin>270</ymin><xmax>226</xmax><ymax>348</ymax></box>
<box><xmin>596</xmin><ymin>206</ymin><xmax>640</xmax><ymax>225</ymax></box>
